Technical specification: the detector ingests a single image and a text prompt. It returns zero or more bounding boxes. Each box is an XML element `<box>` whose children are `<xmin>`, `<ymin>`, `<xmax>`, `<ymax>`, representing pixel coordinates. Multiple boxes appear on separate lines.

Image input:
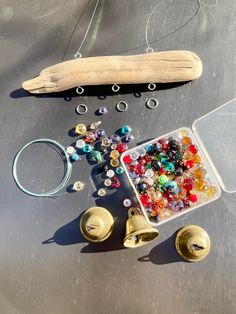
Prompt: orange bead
<box><xmin>179</xmin><ymin>130</ymin><xmax>189</xmax><ymax>137</ymax></box>
<box><xmin>194</xmin><ymin>180</ymin><xmax>206</xmax><ymax>191</ymax></box>
<box><xmin>192</xmin><ymin>154</ymin><xmax>201</xmax><ymax>164</ymax></box>
<box><xmin>182</xmin><ymin>136</ymin><xmax>192</xmax><ymax>145</ymax></box>
<box><xmin>183</xmin><ymin>151</ymin><xmax>193</xmax><ymax>161</ymax></box>
<box><xmin>194</xmin><ymin>168</ymin><xmax>205</xmax><ymax>180</ymax></box>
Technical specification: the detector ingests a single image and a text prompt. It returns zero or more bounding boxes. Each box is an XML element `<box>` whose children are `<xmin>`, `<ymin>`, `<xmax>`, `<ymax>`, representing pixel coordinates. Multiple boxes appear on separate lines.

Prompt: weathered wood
<box><xmin>22</xmin><ymin>50</ymin><xmax>202</xmax><ymax>93</ymax></box>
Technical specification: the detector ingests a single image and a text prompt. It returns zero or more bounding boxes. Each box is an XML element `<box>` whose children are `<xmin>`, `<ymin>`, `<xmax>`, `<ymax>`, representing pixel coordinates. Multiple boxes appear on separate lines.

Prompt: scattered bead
<box><xmin>95</xmin><ymin>129</ymin><xmax>106</xmax><ymax>139</ymax></box>
<box><xmin>123</xmin><ymin>199</ymin><xmax>132</xmax><ymax>207</ymax></box>
<box><xmin>121</xmin><ymin>125</ymin><xmax>132</xmax><ymax>135</ymax></box>
<box><xmin>90</xmin><ymin>150</ymin><xmax>102</xmax><ymax>163</ymax></box>
<box><xmin>89</xmin><ymin>121</ymin><xmax>102</xmax><ymax>130</ymax></box>
<box><xmin>117</xmin><ymin>143</ymin><xmax>128</xmax><ymax>153</ymax></box>
<box><xmin>116</xmin><ymin>166</ymin><xmax>124</xmax><ymax>175</ymax></box>
<box><xmin>112</xmin><ymin>176</ymin><xmax>120</xmax><ymax>188</ymax></box>
<box><xmin>110</xmin><ymin>150</ymin><xmax>120</xmax><ymax>159</ymax></box>
<box><xmin>130</xmin><ymin>151</ymin><xmax>139</xmax><ymax>160</ymax></box>
<box><xmin>104</xmin><ymin>179</ymin><xmax>112</xmax><ymax>187</ymax></box>
<box><xmin>66</xmin><ymin>146</ymin><xmax>76</xmax><ymax>155</ymax></box>
<box><xmin>83</xmin><ymin>144</ymin><xmax>93</xmax><ymax>153</ymax></box>
<box><xmin>76</xmin><ymin>139</ymin><xmax>86</xmax><ymax>149</ymax></box>
<box><xmin>125</xmin><ymin>134</ymin><xmax>134</xmax><ymax>142</ymax></box>
<box><xmin>106</xmin><ymin>169</ymin><xmax>115</xmax><ymax>178</ymax></box>
<box><xmin>111</xmin><ymin>144</ymin><xmax>117</xmax><ymax>150</ymax></box>
<box><xmin>98</xmin><ymin>106</ymin><xmax>108</xmax><ymax>115</ymax></box>
<box><xmin>110</xmin><ymin>134</ymin><xmax>121</xmax><ymax>143</ymax></box>
<box><xmin>110</xmin><ymin>159</ymin><xmax>119</xmax><ymax>167</ymax></box>
<box><xmin>75</xmin><ymin>123</ymin><xmax>87</xmax><ymax>135</ymax></box>
<box><xmin>189</xmin><ymin>144</ymin><xmax>198</xmax><ymax>154</ymax></box>
<box><xmin>73</xmin><ymin>181</ymin><xmax>84</xmax><ymax>191</ymax></box>
<box><xmin>71</xmin><ymin>153</ymin><xmax>80</xmax><ymax>161</ymax></box>
<box><xmin>97</xmin><ymin>188</ymin><xmax>106</xmax><ymax>197</ymax></box>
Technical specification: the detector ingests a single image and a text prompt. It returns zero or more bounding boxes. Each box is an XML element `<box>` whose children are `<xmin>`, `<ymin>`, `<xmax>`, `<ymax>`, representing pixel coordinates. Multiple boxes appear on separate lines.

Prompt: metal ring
<box><xmin>146</xmin><ymin>98</ymin><xmax>159</xmax><ymax>109</ymax></box>
<box><xmin>74</xmin><ymin>52</ymin><xmax>82</xmax><ymax>59</ymax></box>
<box><xmin>76</xmin><ymin>86</ymin><xmax>84</xmax><ymax>94</ymax></box>
<box><xmin>116</xmin><ymin>101</ymin><xmax>128</xmax><ymax>112</ymax></box>
<box><xmin>148</xmin><ymin>83</ymin><xmax>156</xmax><ymax>91</ymax></box>
<box><xmin>76</xmin><ymin>104</ymin><xmax>88</xmax><ymax>115</ymax></box>
<box><xmin>112</xmin><ymin>84</ymin><xmax>120</xmax><ymax>92</ymax></box>
<box><xmin>146</xmin><ymin>47</ymin><xmax>154</xmax><ymax>53</ymax></box>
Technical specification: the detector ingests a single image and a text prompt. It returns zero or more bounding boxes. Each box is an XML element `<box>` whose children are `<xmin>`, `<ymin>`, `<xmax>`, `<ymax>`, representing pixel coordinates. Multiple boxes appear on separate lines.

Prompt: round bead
<box><xmin>183</xmin><ymin>178</ymin><xmax>194</xmax><ymax>191</ymax></box>
<box><xmin>121</xmin><ymin>125</ymin><xmax>132</xmax><ymax>135</ymax></box>
<box><xmin>130</xmin><ymin>151</ymin><xmax>139</xmax><ymax>160</ymax></box>
<box><xmin>85</xmin><ymin>131</ymin><xmax>96</xmax><ymax>143</ymax></box>
<box><xmin>110</xmin><ymin>150</ymin><xmax>120</xmax><ymax>159</ymax></box>
<box><xmin>75</xmin><ymin>124</ymin><xmax>87</xmax><ymax>135</ymax></box>
<box><xmin>110</xmin><ymin>134</ymin><xmax>121</xmax><ymax>143</ymax></box>
<box><xmin>185</xmin><ymin>159</ymin><xmax>194</xmax><ymax>169</ymax></box>
<box><xmin>97</xmin><ymin>188</ymin><xmax>106</xmax><ymax>197</ymax></box>
<box><xmin>116</xmin><ymin>166</ymin><xmax>124</xmax><ymax>175</ymax></box>
<box><xmin>206</xmin><ymin>185</ymin><xmax>217</xmax><ymax>198</ymax></box>
<box><xmin>83</xmin><ymin>144</ymin><xmax>93</xmax><ymax>153</ymax></box>
<box><xmin>71</xmin><ymin>153</ymin><xmax>80</xmax><ymax>161</ymax></box>
<box><xmin>110</xmin><ymin>159</ymin><xmax>119</xmax><ymax>167</ymax></box>
<box><xmin>164</xmin><ymin>162</ymin><xmax>175</xmax><ymax>173</ymax></box>
<box><xmin>123</xmin><ymin>155</ymin><xmax>132</xmax><ymax>164</ymax></box>
<box><xmin>188</xmin><ymin>193</ymin><xmax>198</xmax><ymax>203</ymax></box>
<box><xmin>66</xmin><ymin>146</ymin><xmax>76</xmax><ymax>155</ymax></box>
<box><xmin>101</xmin><ymin>137</ymin><xmax>111</xmax><ymax>147</ymax></box>
<box><xmin>182</xmin><ymin>136</ymin><xmax>192</xmax><ymax>145</ymax></box>
<box><xmin>95</xmin><ymin>129</ymin><xmax>106</xmax><ymax>139</ymax></box>
<box><xmin>158</xmin><ymin>175</ymin><xmax>169</xmax><ymax>184</ymax></box>
<box><xmin>73</xmin><ymin>181</ymin><xmax>84</xmax><ymax>191</ymax></box>
<box><xmin>125</xmin><ymin>134</ymin><xmax>134</xmax><ymax>142</ymax></box>
<box><xmin>194</xmin><ymin>180</ymin><xmax>206</xmax><ymax>191</ymax></box>
<box><xmin>117</xmin><ymin>143</ymin><xmax>128</xmax><ymax>153</ymax></box>
<box><xmin>104</xmin><ymin>179</ymin><xmax>112</xmax><ymax>187</ymax></box>
<box><xmin>106</xmin><ymin>169</ymin><xmax>115</xmax><ymax>178</ymax></box>
<box><xmin>76</xmin><ymin>139</ymin><xmax>86</xmax><ymax>149</ymax></box>
<box><xmin>123</xmin><ymin>198</ymin><xmax>132</xmax><ymax>207</ymax></box>
<box><xmin>189</xmin><ymin>144</ymin><xmax>198</xmax><ymax>154</ymax></box>
<box><xmin>145</xmin><ymin>169</ymin><xmax>154</xmax><ymax>177</ymax></box>
<box><xmin>111</xmin><ymin>144</ymin><xmax>117</xmax><ymax>150</ymax></box>
<box><xmin>192</xmin><ymin>154</ymin><xmax>201</xmax><ymax>164</ymax></box>
<box><xmin>194</xmin><ymin>168</ymin><xmax>205</xmax><ymax>180</ymax></box>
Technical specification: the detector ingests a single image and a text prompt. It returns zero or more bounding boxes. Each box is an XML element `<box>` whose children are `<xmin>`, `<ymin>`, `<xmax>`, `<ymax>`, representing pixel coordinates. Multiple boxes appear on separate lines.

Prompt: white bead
<box><xmin>73</xmin><ymin>181</ymin><xmax>85</xmax><ymax>191</ymax></box>
<box><xmin>76</xmin><ymin>139</ymin><xmax>86</xmax><ymax>149</ymax></box>
<box><xmin>123</xmin><ymin>199</ymin><xmax>132</xmax><ymax>207</ymax></box>
<box><xmin>98</xmin><ymin>188</ymin><xmax>106</xmax><ymax>197</ymax></box>
<box><xmin>130</xmin><ymin>151</ymin><xmax>139</xmax><ymax>160</ymax></box>
<box><xmin>106</xmin><ymin>169</ymin><xmax>115</xmax><ymax>178</ymax></box>
<box><xmin>66</xmin><ymin>146</ymin><xmax>76</xmax><ymax>155</ymax></box>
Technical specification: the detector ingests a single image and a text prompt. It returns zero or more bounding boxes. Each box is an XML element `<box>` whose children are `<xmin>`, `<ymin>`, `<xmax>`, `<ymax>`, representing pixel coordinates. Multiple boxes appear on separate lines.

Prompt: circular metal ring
<box><xmin>146</xmin><ymin>98</ymin><xmax>159</xmax><ymax>109</ymax></box>
<box><xmin>116</xmin><ymin>101</ymin><xmax>128</xmax><ymax>112</ymax></box>
<box><xmin>146</xmin><ymin>47</ymin><xmax>154</xmax><ymax>53</ymax></box>
<box><xmin>74</xmin><ymin>52</ymin><xmax>82</xmax><ymax>59</ymax></box>
<box><xmin>76</xmin><ymin>104</ymin><xmax>88</xmax><ymax>115</ymax></box>
<box><xmin>76</xmin><ymin>86</ymin><xmax>84</xmax><ymax>94</ymax></box>
<box><xmin>148</xmin><ymin>83</ymin><xmax>156</xmax><ymax>91</ymax></box>
<box><xmin>112</xmin><ymin>84</ymin><xmax>120</xmax><ymax>92</ymax></box>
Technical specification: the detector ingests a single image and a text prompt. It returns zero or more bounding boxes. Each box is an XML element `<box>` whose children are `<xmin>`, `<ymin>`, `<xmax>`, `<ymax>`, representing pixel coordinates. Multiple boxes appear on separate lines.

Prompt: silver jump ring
<box><xmin>146</xmin><ymin>47</ymin><xmax>154</xmax><ymax>53</ymax></box>
<box><xmin>76</xmin><ymin>104</ymin><xmax>88</xmax><ymax>115</ymax></box>
<box><xmin>148</xmin><ymin>83</ymin><xmax>156</xmax><ymax>91</ymax></box>
<box><xmin>146</xmin><ymin>98</ymin><xmax>159</xmax><ymax>109</ymax></box>
<box><xmin>74</xmin><ymin>52</ymin><xmax>82</xmax><ymax>59</ymax></box>
<box><xmin>76</xmin><ymin>86</ymin><xmax>84</xmax><ymax>94</ymax></box>
<box><xmin>116</xmin><ymin>101</ymin><xmax>128</xmax><ymax>112</ymax></box>
<box><xmin>112</xmin><ymin>84</ymin><xmax>120</xmax><ymax>92</ymax></box>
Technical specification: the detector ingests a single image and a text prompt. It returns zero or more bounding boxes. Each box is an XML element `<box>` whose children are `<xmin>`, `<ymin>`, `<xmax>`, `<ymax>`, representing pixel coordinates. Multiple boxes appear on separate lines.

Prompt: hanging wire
<box><xmin>12</xmin><ymin>139</ymin><xmax>72</xmax><ymax>197</ymax></box>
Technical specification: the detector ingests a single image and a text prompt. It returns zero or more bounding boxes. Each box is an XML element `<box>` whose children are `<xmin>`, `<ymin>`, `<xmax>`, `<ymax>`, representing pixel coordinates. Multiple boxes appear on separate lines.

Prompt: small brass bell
<box><xmin>123</xmin><ymin>208</ymin><xmax>159</xmax><ymax>248</ymax></box>
<box><xmin>175</xmin><ymin>225</ymin><xmax>211</xmax><ymax>262</ymax></box>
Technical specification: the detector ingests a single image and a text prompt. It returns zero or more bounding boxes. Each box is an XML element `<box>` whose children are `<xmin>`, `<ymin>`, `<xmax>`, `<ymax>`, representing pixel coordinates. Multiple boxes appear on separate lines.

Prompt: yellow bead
<box><xmin>183</xmin><ymin>151</ymin><xmax>193</xmax><ymax>161</ymax></box>
<box><xmin>110</xmin><ymin>149</ymin><xmax>120</xmax><ymax>159</ymax></box>
<box><xmin>182</xmin><ymin>136</ymin><xmax>192</xmax><ymax>145</ymax></box>
<box><xmin>194</xmin><ymin>180</ymin><xmax>206</xmax><ymax>191</ymax></box>
<box><xmin>158</xmin><ymin>209</ymin><xmax>173</xmax><ymax>221</ymax></box>
<box><xmin>206</xmin><ymin>185</ymin><xmax>217</xmax><ymax>198</ymax></box>
<box><xmin>194</xmin><ymin>168</ymin><xmax>205</xmax><ymax>180</ymax></box>
<box><xmin>110</xmin><ymin>159</ymin><xmax>119</xmax><ymax>167</ymax></box>
<box><xmin>179</xmin><ymin>130</ymin><xmax>189</xmax><ymax>137</ymax></box>
<box><xmin>192</xmin><ymin>154</ymin><xmax>201</xmax><ymax>164</ymax></box>
<box><xmin>75</xmin><ymin>123</ymin><xmax>87</xmax><ymax>135</ymax></box>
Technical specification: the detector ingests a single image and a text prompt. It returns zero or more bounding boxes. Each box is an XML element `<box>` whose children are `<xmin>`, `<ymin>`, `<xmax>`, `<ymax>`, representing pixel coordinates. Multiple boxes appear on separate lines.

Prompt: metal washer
<box><xmin>146</xmin><ymin>98</ymin><xmax>159</xmax><ymax>109</ymax></box>
<box><xmin>76</xmin><ymin>104</ymin><xmax>88</xmax><ymax>115</ymax></box>
<box><xmin>116</xmin><ymin>101</ymin><xmax>128</xmax><ymax>112</ymax></box>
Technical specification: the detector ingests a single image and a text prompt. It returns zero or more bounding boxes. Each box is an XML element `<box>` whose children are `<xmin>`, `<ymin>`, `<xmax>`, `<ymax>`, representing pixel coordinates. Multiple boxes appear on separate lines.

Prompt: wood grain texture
<box><xmin>22</xmin><ymin>51</ymin><xmax>202</xmax><ymax>93</ymax></box>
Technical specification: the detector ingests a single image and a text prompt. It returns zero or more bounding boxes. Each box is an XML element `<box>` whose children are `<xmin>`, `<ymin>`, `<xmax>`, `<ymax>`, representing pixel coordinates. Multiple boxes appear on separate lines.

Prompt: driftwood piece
<box><xmin>22</xmin><ymin>50</ymin><xmax>202</xmax><ymax>93</ymax></box>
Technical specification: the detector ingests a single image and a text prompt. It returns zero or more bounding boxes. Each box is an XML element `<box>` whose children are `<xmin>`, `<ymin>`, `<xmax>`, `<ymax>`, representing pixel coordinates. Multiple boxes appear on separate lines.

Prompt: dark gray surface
<box><xmin>0</xmin><ymin>1</ymin><xmax>236</xmax><ymax>313</ymax></box>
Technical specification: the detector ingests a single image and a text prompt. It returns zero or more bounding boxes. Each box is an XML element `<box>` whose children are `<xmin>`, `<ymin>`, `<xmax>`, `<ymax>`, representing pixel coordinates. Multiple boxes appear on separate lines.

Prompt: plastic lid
<box><xmin>192</xmin><ymin>98</ymin><xmax>236</xmax><ymax>193</ymax></box>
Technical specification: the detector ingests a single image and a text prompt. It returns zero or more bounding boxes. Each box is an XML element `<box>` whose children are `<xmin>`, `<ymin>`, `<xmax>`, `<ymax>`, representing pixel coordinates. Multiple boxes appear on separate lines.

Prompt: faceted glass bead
<box><xmin>110</xmin><ymin>150</ymin><xmax>120</xmax><ymax>159</ymax></box>
<box><xmin>158</xmin><ymin>209</ymin><xmax>173</xmax><ymax>221</ymax></box>
<box><xmin>158</xmin><ymin>139</ymin><xmax>169</xmax><ymax>151</ymax></box>
<box><xmin>175</xmin><ymin>151</ymin><xmax>183</xmax><ymax>161</ymax></box>
<box><xmin>117</xmin><ymin>143</ymin><xmax>128</xmax><ymax>153</ymax></box>
<box><xmin>130</xmin><ymin>151</ymin><xmax>140</xmax><ymax>160</ymax></box>
<box><xmin>101</xmin><ymin>137</ymin><xmax>111</xmax><ymax>147</ymax></box>
<box><xmin>85</xmin><ymin>131</ymin><xmax>96</xmax><ymax>143</ymax></box>
<box><xmin>188</xmin><ymin>193</ymin><xmax>198</xmax><ymax>203</ymax></box>
<box><xmin>194</xmin><ymin>180</ymin><xmax>206</xmax><ymax>191</ymax></box>
<box><xmin>182</xmin><ymin>136</ymin><xmax>192</xmax><ymax>145</ymax></box>
<box><xmin>194</xmin><ymin>168</ymin><xmax>205</xmax><ymax>180</ymax></box>
<box><xmin>116</xmin><ymin>166</ymin><xmax>124</xmax><ymax>175</ymax></box>
<box><xmin>90</xmin><ymin>150</ymin><xmax>102</xmax><ymax>162</ymax></box>
<box><xmin>83</xmin><ymin>144</ymin><xmax>93</xmax><ymax>153</ymax></box>
<box><xmin>164</xmin><ymin>162</ymin><xmax>175</xmax><ymax>173</ymax></box>
<box><xmin>183</xmin><ymin>151</ymin><xmax>193</xmax><ymax>161</ymax></box>
<box><xmin>125</xmin><ymin>134</ymin><xmax>134</xmax><ymax>142</ymax></box>
<box><xmin>192</xmin><ymin>154</ymin><xmax>201</xmax><ymax>164</ymax></box>
<box><xmin>89</xmin><ymin>121</ymin><xmax>102</xmax><ymax>130</ymax></box>
<box><xmin>137</xmin><ymin>147</ymin><xmax>146</xmax><ymax>157</ymax></box>
<box><xmin>179</xmin><ymin>129</ymin><xmax>189</xmax><ymax>137</ymax></box>
<box><xmin>169</xmin><ymin>140</ymin><xmax>180</xmax><ymax>151</ymax></box>
<box><xmin>183</xmin><ymin>178</ymin><xmax>193</xmax><ymax>191</ymax></box>
<box><xmin>121</xmin><ymin>125</ymin><xmax>132</xmax><ymax>135</ymax></box>
<box><xmin>189</xmin><ymin>144</ymin><xmax>198</xmax><ymax>154</ymax></box>
<box><xmin>185</xmin><ymin>159</ymin><xmax>194</xmax><ymax>169</ymax></box>
<box><xmin>110</xmin><ymin>159</ymin><xmax>119</xmax><ymax>167</ymax></box>
<box><xmin>112</xmin><ymin>176</ymin><xmax>120</xmax><ymax>188</ymax></box>
<box><xmin>145</xmin><ymin>169</ymin><xmax>154</xmax><ymax>177</ymax></box>
<box><xmin>76</xmin><ymin>139</ymin><xmax>86</xmax><ymax>149</ymax></box>
<box><xmin>205</xmin><ymin>185</ymin><xmax>217</xmax><ymax>198</ymax></box>
<box><xmin>123</xmin><ymin>155</ymin><xmax>132</xmax><ymax>164</ymax></box>
<box><xmin>110</xmin><ymin>134</ymin><xmax>121</xmax><ymax>143</ymax></box>
<box><xmin>158</xmin><ymin>175</ymin><xmax>169</xmax><ymax>184</ymax></box>
<box><xmin>140</xmin><ymin>194</ymin><xmax>152</xmax><ymax>207</ymax></box>
<box><xmin>134</xmin><ymin>164</ymin><xmax>146</xmax><ymax>174</ymax></box>
<box><xmin>95</xmin><ymin>129</ymin><xmax>106</xmax><ymax>139</ymax></box>
<box><xmin>75</xmin><ymin>123</ymin><xmax>87</xmax><ymax>135</ymax></box>
<box><xmin>71</xmin><ymin>153</ymin><xmax>80</xmax><ymax>161</ymax></box>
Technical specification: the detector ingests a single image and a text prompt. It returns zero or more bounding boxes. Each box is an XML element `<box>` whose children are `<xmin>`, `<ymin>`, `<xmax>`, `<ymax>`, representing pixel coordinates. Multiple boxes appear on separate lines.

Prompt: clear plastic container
<box><xmin>121</xmin><ymin>98</ymin><xmax>236</xmax><ymax>227</ymax></box>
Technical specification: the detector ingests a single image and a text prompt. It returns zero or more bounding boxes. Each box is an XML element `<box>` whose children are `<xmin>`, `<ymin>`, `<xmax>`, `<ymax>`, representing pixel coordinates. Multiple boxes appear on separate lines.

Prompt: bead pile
<box><xmin>67</xmin><ymin>122</ymin><xmax>134</xmax><ymax>196</ymax></box>
<box><xmin>122</xmin><ymin>129</ymin><xmax>218</xmax><ymax>224</ymax></box>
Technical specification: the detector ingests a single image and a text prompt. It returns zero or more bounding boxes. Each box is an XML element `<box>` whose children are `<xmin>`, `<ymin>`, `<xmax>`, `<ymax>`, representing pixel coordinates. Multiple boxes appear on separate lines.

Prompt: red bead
<box><xmin>189</xmin><ymin>144</ymin><xmax>198</xmax><ymax>154</ymax></box>
<box><xmin>140</xmin><ymin>194</ymin><xmax>151</xmax><ymax>207</ymax></box>
<box><xmin>135</xmin><ymin>164</ymin><xmax>146</xmax><ymax>174</ymax></box>
<box><xmin>158</xmin><ymin>139</ymin><xmax>169</xmax><ymax>151</ymax></box>
<box><xmin>112</xmin><ymin>176</ymin><xmax>120</xmax><ymax>188</ymax></box>
<box><xmin>117</xmin><ymin>143</ymin><xmax>128</xmax><ymax>153</ymax></box>
<box><xmin>123</xmin><ymin>155</ymin><xmax>132</xmax><ymax>164</ymax></box>
<box><xmin>185</xmin><ymin>159</ymin><xmax>194</xmax><ymax>169</ymax></box>
<box><xmin>188</xmin><ymin>193</ymin><xmax>198</xmax><ymax>203</ymax></box>
<box><xmin>183</xmin><ymin>178</ymin><xmax>193</xmax><ymax>191</ymax></box>
<box><xmin>159</xmin><ymin>167</ymin><xmax>166</xmax><ymax>175</ymax></box>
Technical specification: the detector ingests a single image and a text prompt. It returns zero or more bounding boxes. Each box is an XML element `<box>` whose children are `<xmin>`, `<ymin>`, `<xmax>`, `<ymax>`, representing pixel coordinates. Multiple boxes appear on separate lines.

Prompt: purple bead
<box><xmin>95</xmin><ymin>129</ymin><xmax>106</xmax><ymax>139</ymax></box>
<box><xmin>98</xmin><ymin>106</ymin><xmax>108</xmax><ymax>115</ymax></box>
<box><xmin>110</xmin><ymin>134</ymin><xmax>121</xmax><ymax>143</ymax></box>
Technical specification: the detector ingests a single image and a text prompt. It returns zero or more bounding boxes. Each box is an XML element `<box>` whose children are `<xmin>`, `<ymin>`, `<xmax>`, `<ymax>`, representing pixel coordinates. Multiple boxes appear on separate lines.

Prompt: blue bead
<box><xmin>164</xmin><ymin>162</ymin><xmax>175</xmax><ymax>173</ymax></box>
<box><xmin>71</xmin><ymin>153</ymin><xmax>80</xmax><ymax>161</ymax></box>
<box><xmin>116</xmin><ymin>166</ymin><xmax>124</xmax><ymax>175</ymax></box>
<box><xmin>83</xmin><ymin>144</ymin><xmax>93</xmax><ymax>153</ymax></box>
<box><xmin>121</xmin><ymin>125</ymin><xmax>132</xmax><ymax>135</ymax></box>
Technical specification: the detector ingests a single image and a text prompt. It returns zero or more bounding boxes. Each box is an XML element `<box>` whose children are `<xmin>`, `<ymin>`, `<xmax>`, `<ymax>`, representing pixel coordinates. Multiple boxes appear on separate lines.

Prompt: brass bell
<box><xmin>175</xmin><ymin>225</ymin><xmax>211</xmax><ymax>262</ymax></box>
<box><xmin>123</xmin><ymin>208</ymin><xmax>159</xmax><ymax>248</ymax></box>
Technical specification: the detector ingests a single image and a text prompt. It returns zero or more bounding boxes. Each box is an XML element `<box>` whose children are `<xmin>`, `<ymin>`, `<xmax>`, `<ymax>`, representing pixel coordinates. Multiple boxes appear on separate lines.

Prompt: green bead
<box><xmin>164</xmin><ymin>162</ymin><xmax>175</xmax><ymax>173</ymax></box>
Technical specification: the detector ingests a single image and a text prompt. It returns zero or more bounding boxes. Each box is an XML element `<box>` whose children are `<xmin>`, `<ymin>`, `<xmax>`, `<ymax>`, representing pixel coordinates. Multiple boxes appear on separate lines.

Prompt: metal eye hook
<box><xmin>76</xmin><ymin>86</ymin><xmax>84</xmax><ymax>95</ymax></box>
<box><xmin>148</xmin><ymin>83</ymin><xmax>156</xmax><ymax>91</ymax></box>
<box><xmin>112</xmin><ymin>84</ymin><xmax>120</xmax><ymax>93</ymax></box>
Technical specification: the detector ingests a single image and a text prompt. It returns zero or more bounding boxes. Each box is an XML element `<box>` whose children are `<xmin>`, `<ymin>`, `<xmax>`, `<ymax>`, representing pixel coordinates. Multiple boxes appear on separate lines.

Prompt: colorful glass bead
<box><xmin>152</xmin><ymin>160</ymin><xmax>161</xmax><ymax>171</ymax></box>
<box><xmin>73</xmin><ymin>181</ymin><xmax>85</xmax><ymax>191</ymax></box>
<box><xmin>169</xmin><ymin>139</ymin><xmax>180</xmax><ymax>151</ymax></box>
<box><xmin>158</xmin><ymin>139</ymin><xmax>169</xmax><ymax>151</ymax></box>
<box><xmin>106</xmin><ymin>169</ymin><xmax>115</xmax><ymax>178</ymax></box>
<box><xmin>194</xmin><ymin>168</ymin><xmax>205</xmax><ymax>180</ymax></box>
<box><xmin>110</xmin><ymin>150</ymin><xmax>120</xmax><ymax>159</ymax></box>
<box><xmin>140</xmin><ymin>194</ymin><xmax>151</xmax><ymax>206</ymax></box>
<box><xmin>158</xmin><ymin>168</ymin><xmax>166</xmax><ymax>175</ymax></box>
<box><xmin>110</xmin><ymin>159</ymin><xmax>119</xmax><ymax>167</ymax></box>
<box><xmin>125</xmin><ymin>134</ymin><xmax>134</xmax><ymax>142</ymax></box>
<box><xmin>158</xmin><ymin>209</ymin><xmax>173</xmax><ymax>221</ymax></box>
<box><xmin>194</xmin><ymin>180</ymin><xmax>206</xmax><ymax>191</ymax></box>
<box><xmin>98</xmin><ymin>106</ymin><xmax>108</xmax><ymax>115</ymax></box>
<box><xmin>137</xmin><ymin>182</ymin><xmax>147</xmax><ymax>193</ymax></box>
<box><xmin>183</xmin><ymin>151</ymin><xmax>193</xmax><ymax>161</ymax></box>
<box><xmin>85</xmin><ymin>131</ymin><xmax>96</xmax><ymax>143</ymax></box>
<box><xmin>134</xmin><ymin>164</ymin><xmax>146</xmax><ymax>174</ymax></box>
<box><xmin>145</xmin><ymin>169</ymin><xmax>154</xmax><ymax>178</ymax></box>
<box><xmin>117</xmin><ymin>143</ymin><xmax>128</xmax><ymax>153</ymax></box>
<box><xmin>158</xmin><ymin>175</ymin><xmax>169</xmax><ymax>184</ymax></box>
<box><xmin>123</xmin><ymin>199</ymin><xmax>132</xmax><ymax>207</ymax></box>
<box><xmin>116</xmin><ymin>166</ymin><xmax>124</xmax><ymax>175</ymax></box>
<box><xmin>179</xmin><ymin>129</ymin><xmax>189</xmax><ymax>137</ymax></box>
<box><xmin>75</xmin><ymin>123</ymin><xmax>87</xmax><ymax>135</ymax></box>
<box><xmin>90</xmin><ymin>121</ymin><xmax>102</xmax><ymax>130</ymax></box>
<box><xmin>66</xmin><ymin>146</ymin><xmax>76</xmax><ymax>155</ymax></box>
<box><xmin>189</xmin><ymin>144</ymin><xmax>198</xmax><ymax>154</ymax></box>
<box><xmin>188</xmin><ymin>193</ymin><xmax>198</xmax><ymax>203</ymax></box>
<box><xmin>137</xmin><ymin>147</ymin><xmax>146</xmax><ymax>157</ymax></box>
<box><xmin>83</xmin><ymin>144</ymin><xmax>93</xmax><ymax>153</ymax></box>
<box><xmin>71</xmin><ymin>153</ymin><xmax>80</xmax><ymax>161</ymax></box>
<box><xmin>175</xmin><ymin>151</ymin><xmax>183</xmax><ymax>161</ymax></box>
<box><xmin>111</xmin><ymin>144</ymin><xmax>117</xmax><ymax>150</ymax></box>
<box><xmin>104</xmin><ymin>178</ymin><xmax>112</xmax><ymax>187</ymax></box>
<box><xmin>110</xmin><ymin>134</ymin><xmax>121</xmax><ymax>143</ymax></box>
<box><xmin>101</xmin><ymin>137</ymin><xmax>111</xmax><ymax>147</ymax></box>
<box><xmin>164</xmin><ymin>162</ymin><xmax>175</xmax><ymax>173</ymax></box>
<box><xmin>90</xmin><ymin>150</ymin><xmax>102</xmax><ymax>163</ymax></box>
<box><xmin>76</xmin><ymin>139</ymin><xmax>86</xmax><ymax>149</ymax></box>
<box><xmin>112</xmin><ymin>176</ymin><xmax>120</xmax><ymax>188</ymax></box>
<box><xmin>192</xmin><ymin>154</ymin><xmax>201</xmax><ymax>164</ymax></box>
<box><xmin>182</xmin><ymin>136</ymin><xmax>192</xmax><ymax>145</ymax></box>
<box><xmin>185</xmin><ymin>159</ymin><xmax>194</xmax><ymax>169</ymax></box>
<box><xmin>130</xmin><ymin>151</ymin><xmax>139</xmax><ymax>160</ymax></box>
<box><xmin>121</xmin><ymin>125</ymin><xmax>132</xmax><ymax>135</ymax></box>
<box><xmin>95</xmin><ymin>129</ymin><xmax>106</xmax><ymax>139</ymax></box>
<box><xmin>205</xmin><ymin>185</ymin><xmax>217</xmax><ymax>198</ymax></box>
<box><xmin>123</xmin><ymin>155</ymin><xmax>132</xmax><ymax>164</ymax></box>
<box><xmin>183</xmin><ymin>178</ymin><xmax>193</xmax><ymax>191</ymax></box>
<box><xmin>174</xmin><ymin>165</ymin><xmax>183</xmax><ymax>177</ymax></box>
<box><xmin>97</xmin><ymin>188</ymin><xmax>106</xmax><ymax>197</ymax></box>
